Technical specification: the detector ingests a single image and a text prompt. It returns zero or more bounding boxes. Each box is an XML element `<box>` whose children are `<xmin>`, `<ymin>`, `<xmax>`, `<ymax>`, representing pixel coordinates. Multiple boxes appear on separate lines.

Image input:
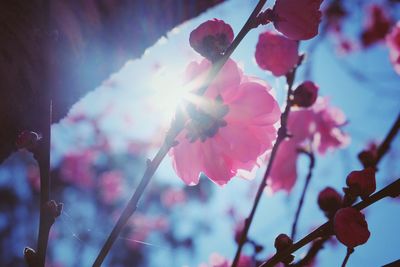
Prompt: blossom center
<box><xmin>185</xmin><ymin>96</ymin><xmax>229</xmax><ymax>142</ymax></box>
<box><xmin>201</xmin><ymin>34</ymin><xmax>230</xmax><ymax>60</ymax></box>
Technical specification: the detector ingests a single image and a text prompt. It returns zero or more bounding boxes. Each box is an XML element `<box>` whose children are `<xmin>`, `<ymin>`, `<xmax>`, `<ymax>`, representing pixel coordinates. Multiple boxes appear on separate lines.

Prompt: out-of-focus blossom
<box><xmin>318</xmin><ymin>187</ymin><xmax>342</xmax><ymax>218</ymax></box>
<box><xmin>161</xmin><ymin>187</ymin><xmax>186</xmax><ymax>208</ymax></box>
<box><xmin>27</xmin><ymin>165</ymin><xmax>40</xmax><ymax>191</ymax></box>
<box><xmin>346</xmin><ymin>167</ymin><xmax>376</xmax><ymax>200</ymax></box>
<box><xmin>272</xmin><ymin>0</ymin><xmax>323</xmax><ymax>40</ymax></box>
<box><xmin>126</xmin><ymin>214</ymin><xmax>169</xmax><ymax>250</ymax></box>
<box><xmin>189</xmin><ymin>19</ymin><xmax>234</xmax><ymax>61</ymax></box>
<box><xmin>200</xmin><ymin>253</ymin><xmax>254</xmax><ymax>267</ymax></box>
<box><xmin>293</xmin><ymin>81</ymin><xmax>319</xmax><ymax>108</ymax></box>
<box><xmin>324</xmin><ymin>0</ymin><xmax>347</xmax><ymax>32</ymax></box>
<box><xmin>334</xmin><ymin>207</ymin><xmax>370</xmax><ymax>248</ymax></box>
<box><xmin>269</xmin><ymin>140</ymin><xmax>299</xmax><ymax>192</ymax></box>
<box><xmin>170</xmin><ymin>59</ymin><xmax>280</xmax><ymax>186</ymax></box>
<box><xmin>98</xmin><ymin>171</ymin><xmax>124</xmax><ymax>204</ymax></box>
<box><xmin>269</xmin><ymin>97</ymin><xmax>349</xmax><ymax>192</ymax></box>
<box><xmin>60</xmin><ymin>150</ymin><xmax>96</xmax><ymax>188</ymax></box>
<box><xmin>255</xmin><ymin>31</ymin><xmax>299</xmax><ymax>76</ymax></box>
<box><xmin>386</xmin><ymin>22</ymin><xmax>400</xmax><ymax>74</ymax></box>
<box><xmin>361</xmin><ymin>5</ymin><xmax>392</xmax><ymax>47</ymax></box>
<box><xmin>305</xmin><ymin>97</ymin><xmax>350</xmax><ymax>154</ymax></box>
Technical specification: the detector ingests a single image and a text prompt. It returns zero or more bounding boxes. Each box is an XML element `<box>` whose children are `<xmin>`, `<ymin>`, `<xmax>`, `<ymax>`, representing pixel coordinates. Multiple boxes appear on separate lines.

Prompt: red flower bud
<box><xmin>346</xmin><ymin>167</ymin><xmax>376</xmax><ymax>200</ymax></box>
<box><xmin>293</xmin><ymin>81</ymin><xmax>319</xmax><ymax>107</ymax></box>
<box><xmin>189</xmin><ymin>19</ymin><xmax>234</xmax><ymax>61</ymax></box>
<box><xmin>318</xmin><ymin>187</ymin><xmax>342</xmax><ymax>217</ymax></box>
<box><xmin>334</xmin><ymin>207</ymin><xmax>370</xmax><ymax>248</ymax></box>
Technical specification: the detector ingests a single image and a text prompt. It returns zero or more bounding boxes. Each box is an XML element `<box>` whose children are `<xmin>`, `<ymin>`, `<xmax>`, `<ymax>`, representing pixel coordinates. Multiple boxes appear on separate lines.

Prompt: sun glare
<box><xmin>149</xmin><ymin>66</ymin><xmax>204</xmax><ymax>123</ymax></box>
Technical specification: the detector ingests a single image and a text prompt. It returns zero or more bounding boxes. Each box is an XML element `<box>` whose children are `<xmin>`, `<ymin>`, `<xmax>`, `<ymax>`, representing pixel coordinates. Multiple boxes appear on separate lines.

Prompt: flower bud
<box><xmin>274</xmin><ymin>233</ymin><xmax>293</xmax><ymax>251</ymax></box>
<box><xmin>189</xmin><ymin>19</ymin><xmax>234</xmax><ymax>61</ymax></box>
<box><xmin>334</xmin><ymin>207</ymin><xmax>370</xmax><ymax>248</ymax></box>
<box><xmin>45</xmin><ymin>200</ymin><xmax>63</xmax><ymax>220</ymax></box>
<box><xmin>274</xmin><ymin>234</ymin><xmax>294</xmax><ymax>264</ymax></box>
<box><xmin>318</xmin><ymin>187</ymin><xmax>342</xmax><ymax>218</ymax></box>
<box><xmin>24</xmin><ymin>247</ymin><xmax>37</xmax><ymax>266</ymax></box>
<box><xmin>293</xmin><ymin>81</ymin><xmax>319</xmax><ymax>107</ymax></box>
<box><xmin>346</xmin><ymin>167</ymin><xmax>376</xmax><ymax>200</ymax></box>
<box><xmin>16</xmin><ymin>131</ymin><xmax>41</xmax><ymax>150</ymax></box>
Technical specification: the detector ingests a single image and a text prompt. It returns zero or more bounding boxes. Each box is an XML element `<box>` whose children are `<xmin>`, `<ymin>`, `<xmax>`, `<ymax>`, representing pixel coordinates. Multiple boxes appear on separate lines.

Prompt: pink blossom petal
<box><xmin>269</xmin><ymin>140</ymin><xmax>299</xmax><ymax>192</ymax></box>
<box><xmin>273</xmin><ymin>0</ymin><xmax>323</xmax><ymax>40</ymax></box>
<box><xmin>255</xmin><ymin>31</ymin><xmax>299</xmax><ymax>76</ymax></box>
<box><xmin>225</xmin><ymin>82</ymin><xmax>281</xmax><ymax>125</ymax></box>
<box><xmin>170</xmin><ymin>135</ymin><xmax>206</xmax><ymax>185</ymax></box>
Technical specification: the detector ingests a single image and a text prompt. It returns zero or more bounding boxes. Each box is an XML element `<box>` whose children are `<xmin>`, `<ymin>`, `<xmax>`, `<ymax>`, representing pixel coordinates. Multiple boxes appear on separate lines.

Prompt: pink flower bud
<box><xmin>255</xmin><ymin>31</ymin><xmax>299</xmax><ymax>76</ymax></box>
<box><xmin>318</xmin><ymin>187</ymin><xmax>342</xmax><ymax>217</ymax></box>
<box><xmin>334</xmin><ymin>207</ymin><xmax>370</xmax><ymax>248</ymax></box>
<box><xmin>189</xmin><ymin>19</ymin><xmax>234</xmax><ymax>61</ymax></box>
<box><xmin>346</xmin><ymin>167</ymin><xmax>376</xmax><ymax>200</ymax></box>
<box><xmin>272</xmin><ymin>0</ymin><xmax>323</xmax><ymax>40</ymax></box>
<box><xmin>293</xmin><ymin>81</ymin><xmax>319</xmax><ymax>107</ymax></box>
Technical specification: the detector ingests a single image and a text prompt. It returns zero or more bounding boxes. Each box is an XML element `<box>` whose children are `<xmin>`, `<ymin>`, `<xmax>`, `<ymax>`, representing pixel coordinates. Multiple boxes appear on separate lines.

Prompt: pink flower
<box><xmin>346</xmin><ymin>167</ymin><xmax>376</xmax><ymax>200</ymax></box>
<box><xmin>170</xmin><ymin>59</ymin><xmax>280</xmax><ymax>186</ymax></box>
<box><xmin>386</xmin><ymin>22</ymin><xmax>400</xmax><ymax>74</ymax></box>
<box><xmin>272</xmin><ymin>0</ymin><xmax>323</xmax><ymax>40</ymax></box>
<box><xmin>305</xmin><ymin>97</ymin><xmax>350</xmax><ymax>154</ymax></box>
<box><xmin>269</xmin><ymin>97</ymin><xmax>349</xmax><ymax>192</ymax></box>
<box><xmin>292</xmin><ymin>81</ymin><xmax>319</xmax><ymax>107</ymax></box>
<box><xmin>189</xmin><ymin>19</ymin><xmax>234</xmax><ymax>61</ymax></box>
<box><xmin>98</xmin><ymin>171</ymin><xmax>124</xmax><ymax>204</ymax></box>
<box><xmin>255</xmin><ymin>31</ymin><xmax>299</xmax><ymax>76</ymax></box>
<box><xmin>361</xmin><ymin>5</ymin><xmax>392</xmax><ymax>47</ymax></box>
<box><xmin>269</xmin><ymin>140</ymin><xmax>299</xmax><ymax>192</ymax></box>
<box><xmin>334</xmin><ymin>207</ymin><xmax>370</xmax><ymax>248</ymax></box>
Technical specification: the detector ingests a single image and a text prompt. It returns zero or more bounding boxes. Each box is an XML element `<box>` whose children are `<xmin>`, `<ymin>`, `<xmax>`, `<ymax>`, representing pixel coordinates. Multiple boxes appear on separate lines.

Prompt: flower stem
<box><xmin>92</xmin><ymin>1</ymin><xmax>268</xmax><ymax>266</ymax></box>
<box><xmin>231</xmin><ymin>66</ymin><xmax>300</xmax><ymax>267</ymax></box>
<box><xmin>291</xmin><ymin>151</ymin><xmax>315</xmax><ymax>240</ymax></box>
<box><xmin>341</xmin><ymin>248</ymin><xmax>354</xmax><ymax>267</ymax></box>
<box><xmin>32</xmin><ymin>101</ymin><xmax>53</xmax><ymax>267</ymax></box>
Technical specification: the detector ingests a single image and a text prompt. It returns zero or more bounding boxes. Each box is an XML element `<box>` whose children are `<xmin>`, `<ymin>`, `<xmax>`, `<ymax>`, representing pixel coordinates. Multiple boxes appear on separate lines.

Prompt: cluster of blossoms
<box><xmin>318</xmin><ymin>167</ymin><xmax>377</xmax><ymax>249</ymax></box>
<box><xmin>269</xmin><ymin>97</ymin><xmax>350</xmax><ymax>192</ymax></box>
<box><xmin>170</xmin><ymin>0</ymin><xmax>325</xmax><ymax>187</ymax></box>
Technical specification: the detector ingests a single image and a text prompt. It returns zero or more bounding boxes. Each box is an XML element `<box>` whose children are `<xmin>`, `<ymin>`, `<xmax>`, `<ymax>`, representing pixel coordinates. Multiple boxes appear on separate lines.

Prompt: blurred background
<box><xmin>0</xmin><ymin>0</ymin><xmax>399</xmax><ymax>266</ymax></box>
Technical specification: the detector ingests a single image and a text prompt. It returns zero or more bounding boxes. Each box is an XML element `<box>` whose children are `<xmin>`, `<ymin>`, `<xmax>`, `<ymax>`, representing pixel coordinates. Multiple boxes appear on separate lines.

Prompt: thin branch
<box><xmin>375</xmin><ymin>113</ymin><xmax>400</xmax><ymax>165</ymax></box>
<box><xmin>290</xmin><ymin>236</ymin><xmax>330</xmax><ymax>267</ymax></box>
<box><xmin>259</xmin><ymin>178</ymin><xmax>400</xmax><ymax>267</ymax></box>
<box><xmin>92</xmin><ymin>1</ymin><xmax>268</xmax><ymax>266</ymax></box>
<box><xmin>232</xmin><ymin>63</ymin><xmax>301</xmax><ymax>267</ymax></box>
<box><xmin>33</xmin><ymin>102</ymin><xmax>52</xmax><ymax>267</ymax></box>
<box><xmin>288</xmin><ymin>111</ymin><xmax>400</xmax><ymax>265</ymax></box>
<box><xmin>291</xmin><ymin>151</ymin><xmax>315</xmax><ymax>240</ymax></box>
